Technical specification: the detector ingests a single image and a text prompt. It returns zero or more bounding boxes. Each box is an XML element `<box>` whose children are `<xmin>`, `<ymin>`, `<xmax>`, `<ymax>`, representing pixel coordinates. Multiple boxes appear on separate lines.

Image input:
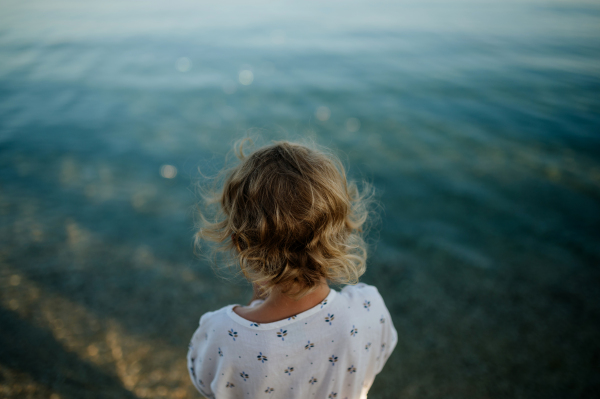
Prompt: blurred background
<box><xmin>1</xmin><ymin>0</ymin><xmax>599</xmax><ymax>398</ymax></box>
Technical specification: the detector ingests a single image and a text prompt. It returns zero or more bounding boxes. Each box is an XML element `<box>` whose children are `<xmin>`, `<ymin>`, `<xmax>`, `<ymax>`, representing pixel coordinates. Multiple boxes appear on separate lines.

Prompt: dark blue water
<box><xmin>1</xmin><ymin>0</ymin><xmax>599</xmax><ymax>398</ymax></box>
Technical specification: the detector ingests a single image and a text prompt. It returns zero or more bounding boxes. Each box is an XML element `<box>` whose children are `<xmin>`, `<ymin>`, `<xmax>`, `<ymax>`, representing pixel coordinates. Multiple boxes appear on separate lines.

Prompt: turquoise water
<box><xmin>1</xmin><ymin>0</ymin><xmax>599</xmax><ymax>398</ymax></box>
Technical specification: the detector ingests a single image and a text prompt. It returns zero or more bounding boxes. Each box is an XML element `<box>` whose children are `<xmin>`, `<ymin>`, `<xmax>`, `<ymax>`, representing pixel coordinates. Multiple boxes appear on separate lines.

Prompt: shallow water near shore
<box><xmin>1</xmin><ymin>0</ymin><xmax>599</xmax><ymax>398</ymax></box>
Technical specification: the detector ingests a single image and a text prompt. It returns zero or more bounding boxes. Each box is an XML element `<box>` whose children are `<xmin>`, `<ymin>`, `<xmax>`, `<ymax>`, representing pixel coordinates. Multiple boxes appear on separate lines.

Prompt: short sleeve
<box><xmin>374</xmin><ymin>289</ymin><xmax>397</xmax><ymax>374</ymax></box>
<box><xmin>187</xmin><ymin>315</ymin><xmax>215</xmax><ymax>398</ymax></box>
<box><xmin>340</xmin><ymin>283</ymin><xmax>398</xmax><ymax>375</ymax></box>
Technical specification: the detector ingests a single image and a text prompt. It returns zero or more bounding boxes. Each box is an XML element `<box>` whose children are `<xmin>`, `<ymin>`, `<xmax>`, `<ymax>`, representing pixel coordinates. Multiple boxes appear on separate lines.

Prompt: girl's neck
<box><xmin>233</xmin><ymin>282</ymin><xmax>330</xmax><ymax>323</ymax></box>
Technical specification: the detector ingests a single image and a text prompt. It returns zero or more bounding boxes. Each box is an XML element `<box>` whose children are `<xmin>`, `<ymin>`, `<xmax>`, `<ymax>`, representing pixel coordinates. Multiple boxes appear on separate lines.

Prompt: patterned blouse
<box><xmin>187</xmin><ymin>283</ymin><xmax>397</xmax><ymax>399</ymax></box>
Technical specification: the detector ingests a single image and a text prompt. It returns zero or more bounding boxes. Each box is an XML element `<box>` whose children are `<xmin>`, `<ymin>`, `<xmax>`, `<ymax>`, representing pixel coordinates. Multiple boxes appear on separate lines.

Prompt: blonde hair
<box><xmin>195</xmin><ymin>140</ymin><xmax>373</xmax><ymax>298</ymax></box>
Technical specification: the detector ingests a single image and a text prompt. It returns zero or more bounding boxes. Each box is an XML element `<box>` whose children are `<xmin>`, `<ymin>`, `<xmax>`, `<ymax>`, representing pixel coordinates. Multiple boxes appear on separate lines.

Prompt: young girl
<box><xmin>188</xmin><ymin>141</ymin><xmax>397</xmax><ymax>399</ymax></box>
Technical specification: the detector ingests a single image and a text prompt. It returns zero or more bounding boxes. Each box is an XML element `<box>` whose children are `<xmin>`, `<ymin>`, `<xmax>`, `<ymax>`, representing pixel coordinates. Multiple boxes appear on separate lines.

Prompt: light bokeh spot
<box><xmin>315</xmin><ymin>106</ymin><xmax>331</xmax><ymax>122</ymax></box>
<box><xmin>10</xmin><ymin>275</ymin><xmax>21</xmax><ymax>286</ymax></box>
<box><xmin>239</xmin><ymin>70</ymin><xmax>254</xmax><ymax>85</ymax></box>
<box><xmin>160</xmin><ymin>165</ymin><xmax>177</xmax><ymax>179</ymax></box>
<box><xmin>175</xmin><ymin>57</ymin><xmax>191</xmax><ymax>72</ymax></box>
<box><xmin>87</xmin><ymin>344</ymin><xmax>99</xmax><ymax>357</ymax></box>
<box><xmin>346</xmin><ymin>117</ymin><xmax>361</xmax><ymax>132</ymax></box>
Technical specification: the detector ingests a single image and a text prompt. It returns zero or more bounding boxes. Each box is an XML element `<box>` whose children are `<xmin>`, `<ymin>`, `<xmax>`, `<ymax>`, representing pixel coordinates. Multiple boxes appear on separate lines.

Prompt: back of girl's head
<box><xmin>196</xmin><ymin>140</ymin><xmax>373</xmax><ymax>298</ymax></box>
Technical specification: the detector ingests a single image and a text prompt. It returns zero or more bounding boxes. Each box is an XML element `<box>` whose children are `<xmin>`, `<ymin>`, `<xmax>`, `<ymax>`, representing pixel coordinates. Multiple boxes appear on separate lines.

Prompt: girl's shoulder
<box><xmin>195</xmin><ymin>303</ymin><xmax>237</xmax><ymax>330</ymax></box>
<box><xmin>340</xmin><ymin>282</ymin><xmax>384</xmax><ymax>300</ymax></box>
<box><xmin>338</xmin><ymin>283</ymin><xmax>390</xmax><ymax>313</ymax></box>
<box><xmin>341</xmin><ymin>282</ymin><xmax>380</xmax><ymax>293</ymax></box>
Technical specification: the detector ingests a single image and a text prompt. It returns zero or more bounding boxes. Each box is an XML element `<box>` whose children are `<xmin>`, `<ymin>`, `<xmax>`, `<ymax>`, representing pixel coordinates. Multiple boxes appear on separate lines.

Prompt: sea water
<box><xmin>0</xmin><ymin>0</ymin><xmax>599</xmax><ymax>397</ymax></box>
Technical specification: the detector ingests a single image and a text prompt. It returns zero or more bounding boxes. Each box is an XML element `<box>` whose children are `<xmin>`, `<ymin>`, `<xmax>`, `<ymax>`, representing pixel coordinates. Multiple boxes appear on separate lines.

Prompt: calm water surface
<box><xmin>1</xmin><ymin>0</ymin><xmax>599</xmax><ymax>398</ymax></box>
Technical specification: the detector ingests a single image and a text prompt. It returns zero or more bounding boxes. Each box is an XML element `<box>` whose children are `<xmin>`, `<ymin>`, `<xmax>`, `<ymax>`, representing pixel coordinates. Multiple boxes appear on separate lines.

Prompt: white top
<box><xmin>187</xmin><ymin>283</ymin><xmax>397</xmax><ymax>399</ymax></box>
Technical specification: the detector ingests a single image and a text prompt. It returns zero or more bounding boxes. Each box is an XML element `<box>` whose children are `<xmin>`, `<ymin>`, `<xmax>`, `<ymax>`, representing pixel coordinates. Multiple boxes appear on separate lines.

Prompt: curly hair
<box><xmin>195</xmin><ymin>140</ymin><xmax>373</xmax><ymax>299</ymax></box>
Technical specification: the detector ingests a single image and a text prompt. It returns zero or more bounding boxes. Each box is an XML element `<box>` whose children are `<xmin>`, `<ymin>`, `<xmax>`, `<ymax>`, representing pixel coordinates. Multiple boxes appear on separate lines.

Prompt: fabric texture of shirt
<box><xmin>187</xmin><ymin>283</ymin><xmax>397</xmax><ymax>399</ymax></box>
